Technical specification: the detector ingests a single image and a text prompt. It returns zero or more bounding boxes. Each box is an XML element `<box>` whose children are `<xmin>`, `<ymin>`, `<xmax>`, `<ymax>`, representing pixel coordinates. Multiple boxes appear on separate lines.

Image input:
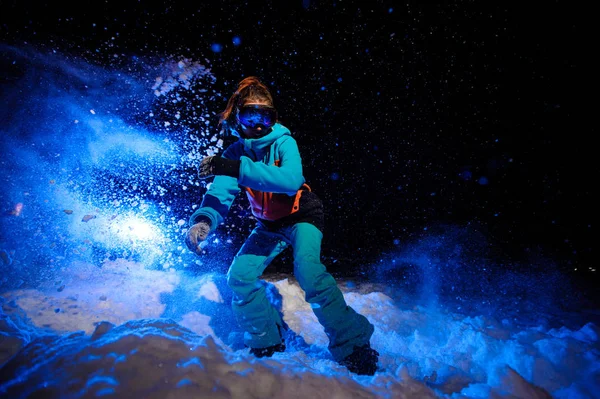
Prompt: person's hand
<box><xmin>199</xmin><ymin>156</ymin><xmax>241</xmax><ymax>179</ymax></box>
<box><xmin>185</xmin><ymin>221</ymin><xmax>211</xmax><ymax>255</ymax></box>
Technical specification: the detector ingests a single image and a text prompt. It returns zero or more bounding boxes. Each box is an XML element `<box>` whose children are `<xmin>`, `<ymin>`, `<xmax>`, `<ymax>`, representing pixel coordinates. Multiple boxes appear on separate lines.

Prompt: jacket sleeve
<box><xmin>238</xmin><ymin>137</ymin><xmax>305</xmax><ymax>195</ymax></box>
<box><xmin>188</xmin><ymin>144</ymin><xmax>242</xmax><ymax>231</ymax></box>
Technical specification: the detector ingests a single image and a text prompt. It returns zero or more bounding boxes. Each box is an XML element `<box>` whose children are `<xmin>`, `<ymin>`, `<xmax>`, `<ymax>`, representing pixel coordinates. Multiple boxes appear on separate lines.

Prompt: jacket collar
<box><xmin>237</xmin><ymin>123</ymin><xmax>291</xmax><ymax>153</ymax></box>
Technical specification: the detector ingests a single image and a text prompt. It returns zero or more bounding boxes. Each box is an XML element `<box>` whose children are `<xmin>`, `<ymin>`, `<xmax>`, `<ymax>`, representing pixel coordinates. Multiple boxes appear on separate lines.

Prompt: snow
<box><xmin>0</xmin><ymin>47</ymin><xmax>597</xmax><ymax>399</ymax></box>
<box><xmin>1</xmin><ymin>258</ymin><xmax>598</xmax><ymax>398</ymax></box>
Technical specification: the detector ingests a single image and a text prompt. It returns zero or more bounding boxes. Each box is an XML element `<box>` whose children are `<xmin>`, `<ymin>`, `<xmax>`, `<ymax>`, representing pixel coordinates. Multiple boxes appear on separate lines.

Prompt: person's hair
<box><xmin>219</xmin><ymin>76</ymin><xmax>276</xmax><ymax>133</ymax></box>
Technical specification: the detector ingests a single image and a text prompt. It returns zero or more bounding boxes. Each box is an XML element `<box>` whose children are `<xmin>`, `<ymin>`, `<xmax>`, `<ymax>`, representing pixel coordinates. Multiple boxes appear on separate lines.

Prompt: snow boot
<box><xmin>250</xmin><ymin>342</ymin><xmax>286</xmax><ymax>358</ymax></box>
<box><xmin>339</xmin><ymin>344</ymin><xmax>379</xmax><ymax>375</ymax></box>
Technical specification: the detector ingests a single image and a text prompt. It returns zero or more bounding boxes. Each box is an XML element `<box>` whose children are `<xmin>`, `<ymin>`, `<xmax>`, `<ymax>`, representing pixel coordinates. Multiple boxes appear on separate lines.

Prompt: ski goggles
<box><xmin>237</xmin><ymin>105</ymin><xmax>278</xmax><ymax>129</ymax></box>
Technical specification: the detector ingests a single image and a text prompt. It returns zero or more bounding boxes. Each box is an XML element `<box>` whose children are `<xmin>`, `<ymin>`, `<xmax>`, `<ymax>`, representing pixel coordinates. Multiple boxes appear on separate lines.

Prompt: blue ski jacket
<box><xmin>189</xmin><ymin>123</ymin><xmax>323</xmax><ymax>232</ymax></box>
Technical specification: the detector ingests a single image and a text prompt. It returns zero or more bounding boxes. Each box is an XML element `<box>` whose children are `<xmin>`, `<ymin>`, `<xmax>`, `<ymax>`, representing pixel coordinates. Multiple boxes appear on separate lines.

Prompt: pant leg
<box><xmin>286</xmin><ymin>222</ymin><xmax>374</xmax><ymax>362</ymax></box>
<box><xmin>227</xmin><ymin>225</ymin><xmax>289</xmax><ymax>349</ymax></box>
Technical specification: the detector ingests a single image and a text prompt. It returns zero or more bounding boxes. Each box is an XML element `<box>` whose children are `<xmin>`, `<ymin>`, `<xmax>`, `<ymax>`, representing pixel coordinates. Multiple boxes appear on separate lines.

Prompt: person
<box><xmin>185</xmin><ymin>76</ymin><xmax>379</xmax><ymax>375</ymax></box>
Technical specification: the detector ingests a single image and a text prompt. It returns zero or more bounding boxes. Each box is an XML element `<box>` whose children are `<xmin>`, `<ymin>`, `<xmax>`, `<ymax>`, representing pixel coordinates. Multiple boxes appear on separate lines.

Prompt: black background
<box><xmin>1</xmin><ymin>2</ymin><xmax>595</xmax><ymax>289</ymax></box>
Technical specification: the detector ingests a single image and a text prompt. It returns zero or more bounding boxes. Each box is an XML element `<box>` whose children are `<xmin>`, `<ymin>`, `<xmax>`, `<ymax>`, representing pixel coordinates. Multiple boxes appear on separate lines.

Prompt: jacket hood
<box><xmin>236</xmin><ymin>123</ymin><xmax>291</xmax><ymax>153</ymax></box>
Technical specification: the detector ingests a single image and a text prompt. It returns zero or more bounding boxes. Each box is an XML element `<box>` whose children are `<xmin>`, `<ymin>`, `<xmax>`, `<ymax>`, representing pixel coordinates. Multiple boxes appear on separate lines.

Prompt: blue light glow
<box><xmin>0</xmin><ymin>45</ymin><xmax>223</xmax><ymax>272</ymax></box>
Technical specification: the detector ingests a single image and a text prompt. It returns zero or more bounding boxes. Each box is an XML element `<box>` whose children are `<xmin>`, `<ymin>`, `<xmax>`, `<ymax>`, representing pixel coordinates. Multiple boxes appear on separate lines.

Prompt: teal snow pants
<box><xmin>226</xmin><ymin>222</ymin><xmax>374</xmax><ymax>362</ymax></box>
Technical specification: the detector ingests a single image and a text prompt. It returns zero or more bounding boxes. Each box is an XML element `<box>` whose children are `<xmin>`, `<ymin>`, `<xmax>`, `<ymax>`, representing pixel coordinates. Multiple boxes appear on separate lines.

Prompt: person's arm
<box><xmin>189</xmin><ymin>144</ymin><xmax>242</xmax><ymax>232</ymax></box>
<box><xmin>238</xmin><ymin>137</ymin><xmax>305</xmax><ymax>195</ymax></box>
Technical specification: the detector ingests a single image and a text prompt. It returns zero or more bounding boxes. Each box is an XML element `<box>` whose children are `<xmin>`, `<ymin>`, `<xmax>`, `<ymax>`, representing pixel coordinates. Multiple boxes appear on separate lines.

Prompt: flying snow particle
<box><xmin>82</xmin><ymin>215</ymin><xmax>96</xmax><ymax>222</ymax></box>
<box><xmin>0</xmin><ymin>250</ymin><xmax>13</xmax><ymax>266</ymax></box>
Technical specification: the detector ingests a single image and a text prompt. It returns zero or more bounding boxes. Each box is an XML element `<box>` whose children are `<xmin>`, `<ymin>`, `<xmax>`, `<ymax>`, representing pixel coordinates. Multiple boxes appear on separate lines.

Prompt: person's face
<box><xmin>238</xmin><ymin>100</ymin><xmax>272</xmax><ymax>138</ymax></box>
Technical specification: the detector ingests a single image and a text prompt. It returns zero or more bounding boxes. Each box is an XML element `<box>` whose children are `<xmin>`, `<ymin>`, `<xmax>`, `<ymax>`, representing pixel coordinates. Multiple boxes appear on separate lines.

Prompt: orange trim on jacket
<box><xmin>244</xmin><ymin>159</ymin><xmax>311</xmax><ymax>221</ymax></box>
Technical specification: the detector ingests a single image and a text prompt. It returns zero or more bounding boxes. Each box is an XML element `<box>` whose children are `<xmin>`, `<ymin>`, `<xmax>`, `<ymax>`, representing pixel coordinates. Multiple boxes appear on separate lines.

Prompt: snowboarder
<box><xmin>185</xmin><ymin>76</ymin><xmax>378</xmax><ymax>375</ymax></box>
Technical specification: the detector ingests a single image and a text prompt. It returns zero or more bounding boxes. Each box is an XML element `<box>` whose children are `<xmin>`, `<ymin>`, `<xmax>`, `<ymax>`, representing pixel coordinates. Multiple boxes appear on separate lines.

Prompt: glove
<box><xmin>199</xmin><ymin>156</ymin><xmax>241</xmax><ymax>179</ymax></box>
<box><xmin>185</xmin><ymin>221</ymin><xmax>211</xmax><ymax>255</ymax></box>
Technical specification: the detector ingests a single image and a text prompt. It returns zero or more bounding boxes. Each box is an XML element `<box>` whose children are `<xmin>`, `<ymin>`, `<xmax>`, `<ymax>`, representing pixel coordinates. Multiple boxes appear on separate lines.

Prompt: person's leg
<box><xmin>227</xmin><ymin>225</ymin><xmax>288</xmax><ymax>349</ymax></box>
<box><xmin>286</xmin><ymin>222</ymin><xmax>375</xmax><ymax>362</ymax></box>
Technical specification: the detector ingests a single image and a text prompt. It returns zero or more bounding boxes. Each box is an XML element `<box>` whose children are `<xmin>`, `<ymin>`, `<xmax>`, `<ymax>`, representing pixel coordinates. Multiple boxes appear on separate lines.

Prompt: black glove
<box><xmin>185</xmin><ymin>221</ymin><xmax>211</xmax><ymax>255</ymax></box>
<box><xmin>199</xmin><ymin>156</ymin><xmax>240</xmax><ymax>179</ymax></box>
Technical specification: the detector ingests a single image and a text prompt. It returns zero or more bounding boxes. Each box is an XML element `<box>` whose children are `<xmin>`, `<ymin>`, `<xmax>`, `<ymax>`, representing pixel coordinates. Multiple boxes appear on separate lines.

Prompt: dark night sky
<box><xmin>1</xmin><ymin>2</ymin><xmax>594</xmax><ymax>284</ymax></box>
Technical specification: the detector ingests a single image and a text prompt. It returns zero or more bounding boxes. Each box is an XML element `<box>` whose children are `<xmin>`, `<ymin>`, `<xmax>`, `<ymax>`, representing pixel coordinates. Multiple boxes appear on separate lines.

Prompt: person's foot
<box><xmin>249</xmin><ymin>342</ymin><xmax>286</xmax><ymax>358</ymax></box>
<box><xmin>339</xmin><ymin>344</ymin><xmax>379</xmax><ymax>375</ymax></box>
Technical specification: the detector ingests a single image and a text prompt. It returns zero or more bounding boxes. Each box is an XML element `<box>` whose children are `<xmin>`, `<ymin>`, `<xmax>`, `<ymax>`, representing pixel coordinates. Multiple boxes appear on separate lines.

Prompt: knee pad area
<box><xmin>293</xmin><ymin>251</ymin><xmax>321</xmax><ymax>266</ymax></box>
<box><xmin>294</xmin><ymin>267</ymin><xmax>334</xmax><ymax>300</ymax></box>
<box><xmin>227</xmin><ymin>270</ymin><xmax>254</xmax><ymax>289</ymax></box>
<box><xmin>227</xmin><ymin>256</ymin><xmax>266</xmax><ymax>286</ymax></box>
<box><xmin>227</xmin><ymin>269</ymin><xmax>258</xmax><ymax>292</ymax></box>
